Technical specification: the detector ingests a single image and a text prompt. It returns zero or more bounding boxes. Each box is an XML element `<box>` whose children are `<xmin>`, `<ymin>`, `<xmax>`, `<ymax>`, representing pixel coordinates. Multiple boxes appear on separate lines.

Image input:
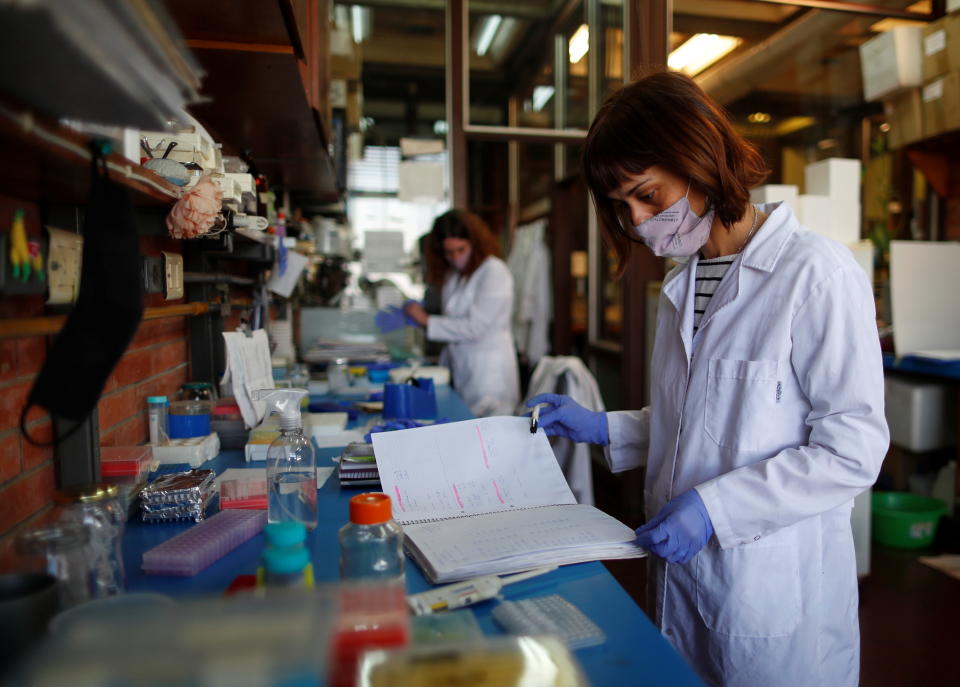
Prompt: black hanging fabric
<box><xmin>21</xmin><ymin>144</ymin><xmax>144</xmax><ymax>443</ymax></box>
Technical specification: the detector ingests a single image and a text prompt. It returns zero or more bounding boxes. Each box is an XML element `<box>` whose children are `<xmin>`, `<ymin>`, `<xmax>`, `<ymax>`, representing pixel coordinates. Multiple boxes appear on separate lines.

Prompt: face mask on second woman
<box><xmin>449</xmin><ymin>248</ymin><xmax>471</xmax><ymax>272</ymax></box>
<box><xmin>631</xmin><ymin>183</ymin><xmax>714</xmax><ymax>258</ymax></box>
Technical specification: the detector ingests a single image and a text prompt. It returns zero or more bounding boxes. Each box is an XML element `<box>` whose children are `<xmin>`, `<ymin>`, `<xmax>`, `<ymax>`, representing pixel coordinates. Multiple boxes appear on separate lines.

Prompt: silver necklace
<box><xmin>737</xmin><ymin>204</ymin><xmax>760</xmax><ymax>254</ymax></box>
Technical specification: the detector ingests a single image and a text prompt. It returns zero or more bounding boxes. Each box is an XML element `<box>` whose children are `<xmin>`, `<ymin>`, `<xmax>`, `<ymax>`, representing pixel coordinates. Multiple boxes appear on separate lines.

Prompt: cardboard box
<box><xmin>884</xmin><ymin>88</ymin><xmax>923</xmax><ymax>149</ymax></box>
<box><xmin>860</xmin><ymin>26</ymin><xmax>923</xmax><ymax>102</ymax></box>
<box><xmin>750</xmin><ymin>184</ymin><xmax>799</xmax><ymax>208</ymax></box>
<box><xmin>805</xmin><ymin>158</ymin><xmax>860</xmax><ymax>202</ymax></box>
<box><xmin>923</xmin><ymin>17</ymin><xmax>949</xmax><ymax>79</ymax></box>
<box><xmin>921</xmin><ymin>71</ymin><xmax>960</xmax><ymax>137</ymax></box>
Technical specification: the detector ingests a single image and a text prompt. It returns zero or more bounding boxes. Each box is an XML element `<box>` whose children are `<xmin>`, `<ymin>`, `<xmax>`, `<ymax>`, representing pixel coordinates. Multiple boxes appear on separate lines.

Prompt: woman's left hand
<box><xmin>403</xmin><ymin>300</ymin><xmax>428</xmax><ymax>327</ymax></box>
<box><xmin>634</xmin><ymin>489</ymin><xmax>714</xmax><ymax>564</ymax></box>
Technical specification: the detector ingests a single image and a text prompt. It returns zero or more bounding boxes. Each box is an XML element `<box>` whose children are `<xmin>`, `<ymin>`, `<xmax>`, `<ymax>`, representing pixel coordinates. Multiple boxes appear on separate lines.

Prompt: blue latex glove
<box><xmin>375</xmin><ymin>305</ymin><xmax>408</xmax><ymax>333</ymax></box>
<box><xmin>634</xmin><ymin>489</ymin><xmax>714</xmax><ymax>564</ymax></box>
<box><xmin>402</xmin><ymin>299</ymin><xmax>425</xmax><ymax>328</ymax></box>
<box><xmin>526</xmin><ymin>393</ymin><xmax>609</xmax><ymax>445</ymax></box>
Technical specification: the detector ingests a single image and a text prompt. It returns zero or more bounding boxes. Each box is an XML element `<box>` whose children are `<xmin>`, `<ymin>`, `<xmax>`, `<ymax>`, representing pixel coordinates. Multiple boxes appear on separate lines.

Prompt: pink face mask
<box><xmin>631</xmin><ymin>183</ymin><xmax>714</xmax><ymax>258</ymax></box>
<box><xmin>450</xmin><ymin>249</ymin><xmax>471</xmax><ymax>272</ymax></box>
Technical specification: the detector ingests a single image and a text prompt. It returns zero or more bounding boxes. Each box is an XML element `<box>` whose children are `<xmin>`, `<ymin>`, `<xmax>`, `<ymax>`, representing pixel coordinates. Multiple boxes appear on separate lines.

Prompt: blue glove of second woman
<box><xmin>375</xmin><ymin>305</ymin><xmax>409</xmax><ymax>333</ymax></box>
<box><xmin>634</xmin><ymin>489</ymin><xmax>714</xmax><ymax>564</ymax></box>
<box><xmin>526</xmin><ymin>393</ymin><xmax>609</xmax><ymax>445</ymax></box>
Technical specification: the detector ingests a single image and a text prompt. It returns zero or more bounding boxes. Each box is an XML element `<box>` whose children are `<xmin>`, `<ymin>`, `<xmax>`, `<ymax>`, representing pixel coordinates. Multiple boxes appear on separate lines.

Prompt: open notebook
<box><xmin>371</xmin><ymin>416</ymin><xmax>645</xmax><ymax>584</ymax></box>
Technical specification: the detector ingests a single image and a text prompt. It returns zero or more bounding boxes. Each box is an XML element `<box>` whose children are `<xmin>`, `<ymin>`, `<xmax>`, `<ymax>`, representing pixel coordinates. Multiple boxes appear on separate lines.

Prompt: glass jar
<box><xmin>16</xmin><ymin>523</ymin><xmax>92</xmax><ymax>608</ymax></box>
<box><xmin>179</xmin><ymin>382</ymin><xmax>216</xmax><ymax>403</ymax></box>
<box><xmin>55</xmin><ymin>484</ymin><xmax>125</xmax><ymax>598</ymax></box>
<box><xmin>328</xmin><ymin>358</ymin><xmax>350</xmax><ymax>393</ymax></box>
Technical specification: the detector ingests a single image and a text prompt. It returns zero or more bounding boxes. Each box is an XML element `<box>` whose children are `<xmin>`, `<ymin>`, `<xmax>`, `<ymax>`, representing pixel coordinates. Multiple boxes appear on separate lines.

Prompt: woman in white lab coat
<box><xmin>528</xmin><ymin>71</ymin><xmax>888</xmax><ymax>687</ymax></box>
<box><xmin>404</xmin><ymin>210</ymin><xmax>520</xmax><ymax>417</ymax></box>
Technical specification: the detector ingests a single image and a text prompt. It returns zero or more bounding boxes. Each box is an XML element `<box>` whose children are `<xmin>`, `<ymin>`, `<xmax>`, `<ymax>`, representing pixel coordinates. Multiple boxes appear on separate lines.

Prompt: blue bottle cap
<box><xmin>261</xmin><ymin>545</ymin><xmax>310</xmax><ymax>575</ymax></box>
<box><xmin>264</xmin><ymin>521</ymin><xmax>307</xmax><ymax>548</ymax></box>
<box><xmin>147</xmin><ymin>396</ymin><xmax>168</xmax><ymax>403</ymax></box>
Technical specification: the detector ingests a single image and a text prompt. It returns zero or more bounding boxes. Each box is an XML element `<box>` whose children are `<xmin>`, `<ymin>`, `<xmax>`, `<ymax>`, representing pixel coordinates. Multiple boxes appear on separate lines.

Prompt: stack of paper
<box><xmin>372</xmin><ymin>417</ymin><xmax>645</xmax><ymax>584</ymax></box>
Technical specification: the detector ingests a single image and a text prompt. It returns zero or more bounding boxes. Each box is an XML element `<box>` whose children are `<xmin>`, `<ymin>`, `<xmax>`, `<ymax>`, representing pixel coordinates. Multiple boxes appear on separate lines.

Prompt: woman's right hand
<box><xmin>527</xmin><ymin>393</ymin><xmax>609</xmax><ymax>445</ymax></box>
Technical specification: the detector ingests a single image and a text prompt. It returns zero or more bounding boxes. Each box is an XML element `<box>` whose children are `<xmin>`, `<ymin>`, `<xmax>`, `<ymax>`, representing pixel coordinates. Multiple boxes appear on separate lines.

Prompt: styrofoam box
<box><xmin>225</xmin><ymin>173</ymin><xmax>255</xmax><ymax>195</ymax></box>
<box><xmin>805</xmin><ymin>158</ymin><xmax>860</xmax><ymax>202</ymax></box>
<box><xmin>750</xmin><ymin>184</ymin><xmax>798</xmax><ymax>208</ymax></box>
<box><xmin>829</xmin><ymin>200</ymin><xmax>862</xmax><ymax>245</ymax></box>
<box><xmin>796</xmin><ymin>194</ymin><xmax>833</xmax><ymax>231</ymax></box>
<box><xmin>847</xmin><ymin>240</ymin><xmax>874</xmax><ymax>284</ymax></box>
<box><xmin>884</xmin><ymin>376</ymin><xmax>956</xmax><ymax>452</ymax></box>
<box><xmin>860</xmin><ymin>26</ymin><xmax>923</xmax><ymax>102</ymax></box>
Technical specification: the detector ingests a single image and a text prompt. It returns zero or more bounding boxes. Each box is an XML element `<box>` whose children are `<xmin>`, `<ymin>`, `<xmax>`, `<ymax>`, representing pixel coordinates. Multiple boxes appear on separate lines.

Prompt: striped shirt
<box><xmin>693</xmin><ymin>255</ymin><xmax>736</xmax><ymax>334</ymax></box>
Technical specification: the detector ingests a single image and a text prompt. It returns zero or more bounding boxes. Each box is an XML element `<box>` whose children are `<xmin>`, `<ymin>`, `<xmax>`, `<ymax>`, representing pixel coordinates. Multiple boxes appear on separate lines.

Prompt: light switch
<box><xmin>46</xmin><ymin>226</ymin><xmax>82</xmax><ymax>304</ymax></box>
<box><xmin>161</xmin><ymin>251</ymin><xmax>183</xmax><ymax>300</ymax></box>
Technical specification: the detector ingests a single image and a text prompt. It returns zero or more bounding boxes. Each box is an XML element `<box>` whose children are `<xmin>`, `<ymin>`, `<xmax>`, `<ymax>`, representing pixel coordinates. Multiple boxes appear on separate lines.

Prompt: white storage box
<box><xmin>805</xmin><ymin>158</ymin><xmax>861</xmax><ymax>202</ymax></box>
<box><xmin>860</xmin><ymin>26</ymin><xmax>924</xmax><ymax>102</ymax></box>
<box><xmin>750</xmin><ymin>184</ymin><xmax>798</xmax><ymax>208</ymax></box>
<box><xmin>152</xmin><ymin>432</ymin><xmax>221</xmax><ymax>468</ymax></box>
<box><xmin>829</xmin><ymin>200</ymin><xmax>862</xmax><ymax>245</ymax></box>
<box><xmin>884</xmin><ymin>376</ymin><xmax>956</xmax><ymax>452</ymax></box>
<box><xmin>796</xmin><ymin>194</ymin><xmax>833</xmax><ymax>232</ymax></box>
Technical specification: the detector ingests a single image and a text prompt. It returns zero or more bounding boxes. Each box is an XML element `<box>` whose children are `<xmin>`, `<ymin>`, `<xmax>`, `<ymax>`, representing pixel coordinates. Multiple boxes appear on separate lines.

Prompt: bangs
<box><xmin>582</xmin><ymin>108</ymin><xmax>656</xmax><ymax>199</ymax></box>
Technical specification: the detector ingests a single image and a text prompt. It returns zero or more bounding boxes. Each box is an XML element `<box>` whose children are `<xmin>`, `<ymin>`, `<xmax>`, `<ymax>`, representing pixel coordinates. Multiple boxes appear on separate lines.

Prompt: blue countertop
<box><xmin>123</xmin><ymin>385</ymin><xmax>704</xmax><ymax>686</ymax></box>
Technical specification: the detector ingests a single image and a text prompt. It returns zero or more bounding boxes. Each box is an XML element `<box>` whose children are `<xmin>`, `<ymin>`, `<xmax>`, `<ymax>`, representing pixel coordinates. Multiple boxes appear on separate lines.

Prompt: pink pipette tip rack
<box><xmin>142</xmin><ymin>509</ymin><xmax>267</xmax><ymax>576</ymax></box>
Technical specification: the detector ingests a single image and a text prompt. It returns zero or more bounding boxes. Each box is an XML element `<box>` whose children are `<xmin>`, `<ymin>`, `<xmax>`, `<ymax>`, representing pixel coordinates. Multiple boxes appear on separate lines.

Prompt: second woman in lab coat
<box><xmin>405</xmin><ymin>210</ymin><xmax>520</xmax><ymax>417</ymax></box>
<box><xmin>528</xmin><ymin>71</ymin><xmax>889</xmax><ymax>687</ymax></box>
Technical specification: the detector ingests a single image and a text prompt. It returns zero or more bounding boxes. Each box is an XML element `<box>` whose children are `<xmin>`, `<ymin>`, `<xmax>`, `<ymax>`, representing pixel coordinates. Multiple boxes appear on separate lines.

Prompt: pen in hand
<box><xmin>530</xmin><ymin>404</ymin><xmax>541</xmax><ymax>434</ymax></box>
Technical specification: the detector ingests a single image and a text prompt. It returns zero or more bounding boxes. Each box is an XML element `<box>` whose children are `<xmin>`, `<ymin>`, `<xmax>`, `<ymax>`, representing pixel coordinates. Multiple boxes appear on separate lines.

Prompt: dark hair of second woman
<box><xmin>425</xmin><ymin>209</ymin><xmax>502</xmax><ymax>287</ymax></box>
<box><xmin>583</xmin><ymin>70</ymin><xmax>768</xmax><ymax>276</ymax></box>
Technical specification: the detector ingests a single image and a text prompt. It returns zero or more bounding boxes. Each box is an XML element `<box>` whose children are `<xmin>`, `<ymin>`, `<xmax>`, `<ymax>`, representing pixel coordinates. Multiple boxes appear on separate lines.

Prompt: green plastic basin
<box><xmin>871</xmin><ymin>491</ymin><xmax>946</xmax><ymax>549</ymax></box>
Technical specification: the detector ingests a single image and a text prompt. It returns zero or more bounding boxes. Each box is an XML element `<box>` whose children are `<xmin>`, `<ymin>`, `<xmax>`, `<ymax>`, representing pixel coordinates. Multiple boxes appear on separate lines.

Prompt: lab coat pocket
<box><xmin>704</xmin><ymin>358</ymin><xmax>779</xmax><ymax>452</ymax></box>
<box><xmin>695</xmin><ymin>532</ymin><xmax>801</xmax><ymax>638</ymax></box>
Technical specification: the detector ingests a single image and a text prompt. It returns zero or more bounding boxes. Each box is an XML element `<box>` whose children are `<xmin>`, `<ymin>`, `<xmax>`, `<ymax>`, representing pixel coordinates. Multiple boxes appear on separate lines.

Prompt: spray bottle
<box><xmin>252</xmin><ymin>388</ymin><xmax>317</xmax><ymax>530</ymax></box>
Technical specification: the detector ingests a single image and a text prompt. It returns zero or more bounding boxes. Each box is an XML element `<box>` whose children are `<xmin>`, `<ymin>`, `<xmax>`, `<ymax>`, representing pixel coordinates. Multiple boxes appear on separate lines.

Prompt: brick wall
<box><xmin>0</xmin><ymin>206</ymin><xmax>192</xmax><ymax>557</ymax></box>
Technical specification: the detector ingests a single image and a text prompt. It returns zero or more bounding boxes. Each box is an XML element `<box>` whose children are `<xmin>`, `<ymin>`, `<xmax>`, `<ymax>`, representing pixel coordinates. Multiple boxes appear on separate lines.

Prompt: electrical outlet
<box><xmin>142</xmin><ymin>256</ymin><xmax>164</xmax><ymax>294</ymax></box>
<box><xmin>46</xmin><ymin>226</ymin><xmax>82</xmax><ymax>304</ymax></box>
<box><xmin>162</xmin><ymin>251</ymin><xmax>183</xmax><ymax>300</ymax></box>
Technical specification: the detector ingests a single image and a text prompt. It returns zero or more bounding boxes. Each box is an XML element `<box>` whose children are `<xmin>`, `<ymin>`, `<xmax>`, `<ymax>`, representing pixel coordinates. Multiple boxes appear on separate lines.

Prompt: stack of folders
<box><xmin>372</xmin><ymin>417</ymin><xmax>646</xmax><ymax>584</ymax></box>
<box><xmin>338</xmin><ymin>442</ymin><xmax>380</xmax><ymax>486</ymax></box>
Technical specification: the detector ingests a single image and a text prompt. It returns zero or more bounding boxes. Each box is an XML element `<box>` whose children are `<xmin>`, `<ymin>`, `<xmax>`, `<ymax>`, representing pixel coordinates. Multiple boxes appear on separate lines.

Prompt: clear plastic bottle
<box><xmin>253</xmin><ymin>388</ymin><xmax>317</xmax><ymax>530</ymax></box>
<box><xmin>338</xmin><ymin>493</ymin><xmax>405</xmax><ymax>584</ymax></box>
<box><xmin>147</xmin><ymin>396</ymin><xmax>169</xmax><ymax>446</ymax></box>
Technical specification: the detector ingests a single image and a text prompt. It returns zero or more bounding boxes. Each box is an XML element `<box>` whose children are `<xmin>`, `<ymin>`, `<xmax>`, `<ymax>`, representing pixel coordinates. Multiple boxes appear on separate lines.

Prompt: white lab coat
<box><xmin>427</xmin><ymin>256</ymin><xmax>520</xmax><ymax>417</ymax></box>
<box><xmin>604</xmin><ymin>202</ymin><xmax>888</xmax><ymax>687</ymax></box>
<box><xmin>522</xmin><ymin>355</ymin><xmax>603</xmax><ymax>505</ymax></box>
<box><xmin>507</xmin><ymin>219</ymin><xmax>552</xmax><ymax>366</ymax></box>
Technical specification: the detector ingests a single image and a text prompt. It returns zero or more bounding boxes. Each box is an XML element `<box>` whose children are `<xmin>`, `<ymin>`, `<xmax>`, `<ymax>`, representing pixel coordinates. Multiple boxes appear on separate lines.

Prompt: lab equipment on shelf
<box><xmin>147</xmin><ymin>395</ymin><xmax>169</xmax><ymax>446</ymax></box>
<box><xmin>142</xmin><ymin>509</ymin><xmax>266</xmax><ymax>576</ymax></box>
<box><xmin>252</xmin><ymin>388</ymin><xmax>317</xmax><ymax>530</ymax></box>
<box><xmin>55</xmin><ymin>484</ymin><xmax>125</xmax><ymax>597</ymax></box>
<box><xmin>338</xmin><ymin>493</ymin><xmax>404</xmax><ymax>584</ymax></box>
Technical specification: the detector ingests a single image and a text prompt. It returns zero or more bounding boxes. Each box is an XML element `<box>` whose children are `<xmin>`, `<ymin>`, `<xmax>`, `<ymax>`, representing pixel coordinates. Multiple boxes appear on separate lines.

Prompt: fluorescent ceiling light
<box><xmin>476</xmin><ymin>15</ymin><xmax>502</xmax><ymax>56</ymax></box>
<box><xmin>351</xmin><ymin>5</ymin><xmax>371</xmax><ymax>44</ymax></box>
<box><xmin>668</xmin><ymin>34</ymin><xmax>742</xmax><ymax>76</ymax></box>
<box><xmin>532</xmin><ymin>86</ymin><xmax>555</xmax><ymax>112</ymax></box>
<box><xmin>569</xmin><ymin>24</ymin><xmax>589</xmax><ymax>64</ymax></box>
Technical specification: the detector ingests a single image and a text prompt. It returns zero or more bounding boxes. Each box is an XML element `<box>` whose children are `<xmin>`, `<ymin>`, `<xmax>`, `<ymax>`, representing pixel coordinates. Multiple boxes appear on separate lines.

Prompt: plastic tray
<box><xmin>142</xmin><ymin>509</ymin><xmax>267</xmax><ymax>576</ymax></box>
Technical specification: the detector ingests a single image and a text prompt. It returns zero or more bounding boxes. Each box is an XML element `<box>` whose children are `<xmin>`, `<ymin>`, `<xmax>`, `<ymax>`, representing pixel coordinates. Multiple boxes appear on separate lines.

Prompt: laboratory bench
<box><xmin>122</xmin><ymin>385</ymin><xmax>704</xmax><ymax>686</ymax></box>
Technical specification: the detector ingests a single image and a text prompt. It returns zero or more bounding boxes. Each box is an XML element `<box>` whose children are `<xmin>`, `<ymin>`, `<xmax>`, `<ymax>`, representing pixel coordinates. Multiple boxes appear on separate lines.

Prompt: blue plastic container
<box><xmin>168</xmin><ymin>401</ymin><xmax>212</xmax><ymax>439</ymax></box>
<box><xmin>382</xmin><ymin>379</ymin><xmax>437</xmax><ymax>419</ymax></box>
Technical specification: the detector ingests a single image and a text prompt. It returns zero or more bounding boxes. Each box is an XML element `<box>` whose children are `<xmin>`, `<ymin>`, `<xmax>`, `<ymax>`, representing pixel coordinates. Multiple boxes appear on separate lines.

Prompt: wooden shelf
<box><xmin>906</xmin><ymin>130</ymin><xmax>960</xmax><ymax>198</ymax></box>
<box><xmin>164</xmin><ymin>0</ymin><xmax>337</xmax><ymax>203</ymax></box>
<box><xmin>0</xmin><ymin>100</ymin><xmax>181</xmax><ymax>207</ymax></box>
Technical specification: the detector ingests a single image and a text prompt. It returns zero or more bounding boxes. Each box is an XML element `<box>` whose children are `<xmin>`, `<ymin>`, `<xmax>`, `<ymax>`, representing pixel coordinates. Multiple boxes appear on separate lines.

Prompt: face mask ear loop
<box><xmin>19</xmin><ymin>402</ymin><xmax>84</xmax><ymax>447</ymax></box>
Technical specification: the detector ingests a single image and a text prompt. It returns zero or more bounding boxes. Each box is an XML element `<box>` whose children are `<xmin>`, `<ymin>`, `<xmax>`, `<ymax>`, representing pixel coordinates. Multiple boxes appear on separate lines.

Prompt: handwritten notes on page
<box><xmin>371</xmin><ymin>416</ymin><xmax>576</xmax><ymax>524</ymax></box>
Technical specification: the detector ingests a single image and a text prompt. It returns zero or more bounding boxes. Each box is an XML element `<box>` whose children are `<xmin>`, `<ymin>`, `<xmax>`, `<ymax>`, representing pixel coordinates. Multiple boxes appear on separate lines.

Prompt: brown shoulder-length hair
<box><xmin>424</xmin><ymin>209</ymin><xmax>502</xmax><ymax>287</ymax></box>
<box><xmin>583</xmin><ymin>70</ymin><xmax>768</xmax><ymax>277</ymax></box>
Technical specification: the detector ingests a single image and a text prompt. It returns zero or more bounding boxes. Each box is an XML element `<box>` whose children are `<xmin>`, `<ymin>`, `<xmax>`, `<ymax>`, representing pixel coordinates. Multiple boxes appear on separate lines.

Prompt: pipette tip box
<box><xmin>142</xmin><ymin>509</ymin><xmax>267</xmax><ymax>576</ymax></box>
